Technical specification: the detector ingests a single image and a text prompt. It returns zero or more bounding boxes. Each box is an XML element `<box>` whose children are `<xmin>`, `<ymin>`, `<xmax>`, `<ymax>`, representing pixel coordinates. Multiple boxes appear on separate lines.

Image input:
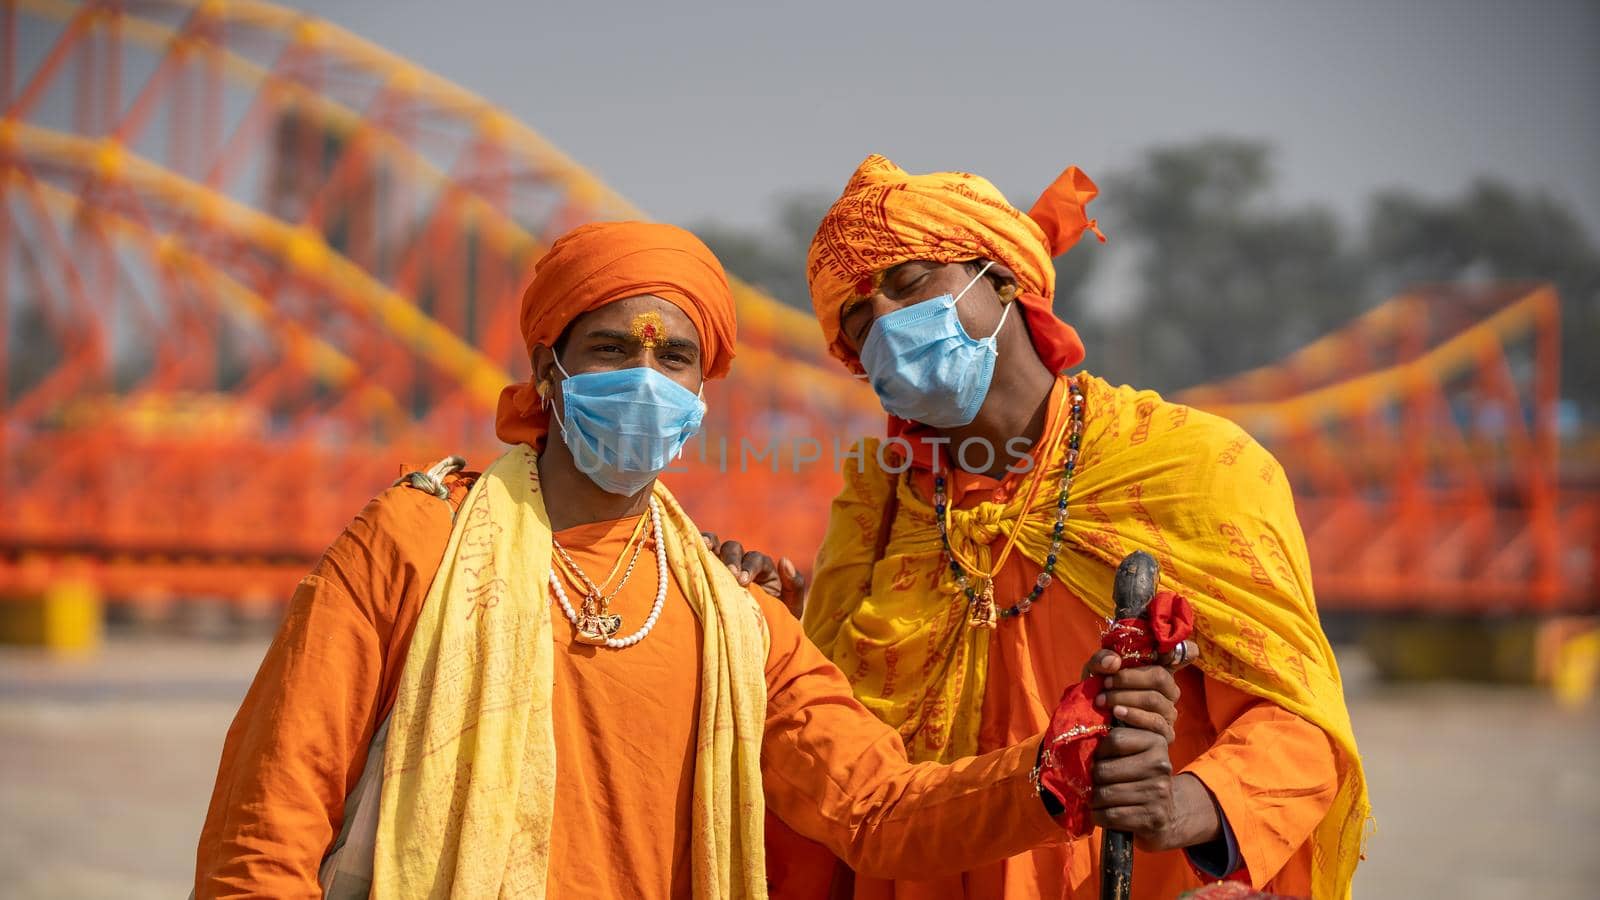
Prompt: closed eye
<box><xmin>893</xmin><ymin>271</ymin><xmax>931</xmax><ymax>294</ymax></box>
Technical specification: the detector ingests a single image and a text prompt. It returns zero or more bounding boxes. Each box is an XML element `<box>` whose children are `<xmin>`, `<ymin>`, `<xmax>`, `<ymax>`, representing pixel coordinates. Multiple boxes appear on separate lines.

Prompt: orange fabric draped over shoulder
<box><xmin>495</xmin><ymin>220</ymin><xmax>738</xmax><ymax>447</ymax></box>
<box><xmin>806</xmin><ymin>154</ymin><xmax>1103</xmax><ymax>375</ymax></box>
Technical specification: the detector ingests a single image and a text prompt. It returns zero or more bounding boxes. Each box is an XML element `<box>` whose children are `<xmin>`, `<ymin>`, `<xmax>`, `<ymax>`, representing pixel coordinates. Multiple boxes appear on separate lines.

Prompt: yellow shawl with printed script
<box><xmin>803</xmin><ymin>373</ymin><xmax>1369</xmax><ymax>897</ymax></box>
<box><xmin>373</xmin><ymin>447</ymin><xmax>769</xmax><ymax>899</ymax></box>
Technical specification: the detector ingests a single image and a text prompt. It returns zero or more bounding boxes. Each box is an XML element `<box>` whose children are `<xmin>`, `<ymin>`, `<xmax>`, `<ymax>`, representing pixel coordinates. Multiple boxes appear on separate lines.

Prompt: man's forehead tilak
<box><xmin>630</xmin><ymin>311</ymin><xmax>668</xmax><ymax>350</ymax></box>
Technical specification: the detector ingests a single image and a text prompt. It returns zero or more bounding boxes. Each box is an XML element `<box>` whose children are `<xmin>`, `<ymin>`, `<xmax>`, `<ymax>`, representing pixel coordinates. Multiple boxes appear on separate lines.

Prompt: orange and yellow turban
<box><xmin>807</xmin><ymin>154</ymin><xmax>1104</xmax><ymax>374</ymax></box>
<box><xmin>495</xmin><ymin>220</ymin><xmax>737</xmax><ymax>447</ymax></box>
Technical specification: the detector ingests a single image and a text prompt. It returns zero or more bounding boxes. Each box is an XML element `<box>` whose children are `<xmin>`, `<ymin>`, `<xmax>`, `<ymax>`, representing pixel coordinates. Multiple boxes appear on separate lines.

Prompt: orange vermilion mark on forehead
<box><xmin>630</xmin><ymin>311</ymin><xmax>668</xmax><ymax>350</ymax></box>
<box><xmin>847</xmin><ymin>270</ymin><xmax>887</xmax><ymax>313</ymax></box>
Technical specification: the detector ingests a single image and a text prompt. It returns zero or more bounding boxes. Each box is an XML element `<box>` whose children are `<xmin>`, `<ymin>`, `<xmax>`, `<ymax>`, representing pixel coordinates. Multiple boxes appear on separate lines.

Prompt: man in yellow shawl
<box><xmin>769</xmin><ymin>156</ymin><xmax>1370</xmax><ymax>899</ymax></box>
<box><xmin>191</xmin><ymin>220</ymin><xmax>1184</xmax><ymax>899</ymax></box>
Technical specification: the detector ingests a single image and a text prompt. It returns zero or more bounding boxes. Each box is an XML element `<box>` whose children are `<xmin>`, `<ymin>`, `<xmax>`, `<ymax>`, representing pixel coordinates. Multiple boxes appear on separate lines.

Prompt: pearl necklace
<box><xmin>549</xmin><ymin>498</ymin><xmax>668</xmax><ymax>649</ymax></box>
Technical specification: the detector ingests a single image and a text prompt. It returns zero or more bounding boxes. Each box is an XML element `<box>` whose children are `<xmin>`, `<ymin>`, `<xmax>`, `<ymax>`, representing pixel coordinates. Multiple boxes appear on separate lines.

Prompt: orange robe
<box><xmin>194</xmin><ymin>477</ymin><xmax>1063</xmax><ymax>898</ymax></box>
<box><xmin>795</xmin><ymin>376</ymin><xmax>1342</xmax><ymax>899</ymax></box>
<box><xmin>857</xmin><ymin>537</ymin><xmax>1339</xmax><ymax>899</ymax></box>
<box><xmin>783</xmin><ymin>560</ymin><xmax>1339</xmax><ymax>899</ymax></box>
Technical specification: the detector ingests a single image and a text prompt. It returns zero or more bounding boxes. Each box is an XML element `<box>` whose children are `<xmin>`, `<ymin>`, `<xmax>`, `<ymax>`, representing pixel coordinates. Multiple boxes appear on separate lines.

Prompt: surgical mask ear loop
<box><xmin>987</xmin><ymin>292</ymin><xmax>1015</xmax><ymax>341</ymax></box>
<box><xmin>953</xmin><ymin>260</ymin><xmax>995</xmax><ymax>305</ymax></box>
<box><xmin>953</xmin><ymin>261</ymin><xmax>1010</xmax><ymax>340</ymax></box>
<box><xmin>550</xmin><ymin>354</ymin><xmax>572</xmax><ymax>436</ymax></box>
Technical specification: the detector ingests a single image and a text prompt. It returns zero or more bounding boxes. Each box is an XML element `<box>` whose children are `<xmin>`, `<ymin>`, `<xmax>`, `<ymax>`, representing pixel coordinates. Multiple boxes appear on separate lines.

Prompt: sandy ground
<box><xmin>1</xmin><ymin>636</ymin><xmax>1596</xmax><ymax>899</ymax></box>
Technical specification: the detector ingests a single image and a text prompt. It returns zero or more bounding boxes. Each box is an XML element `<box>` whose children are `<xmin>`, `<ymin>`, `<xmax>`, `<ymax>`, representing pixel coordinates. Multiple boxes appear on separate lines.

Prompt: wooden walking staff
<box><xmin>1099</xmin><ymin>550</ymin><xmax>1161</xmax><ymax>900</ymax></box>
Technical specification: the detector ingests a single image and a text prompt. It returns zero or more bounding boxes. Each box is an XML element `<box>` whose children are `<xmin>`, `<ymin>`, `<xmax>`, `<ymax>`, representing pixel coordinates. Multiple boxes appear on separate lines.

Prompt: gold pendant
<box><xmin>968</xmin><ymin>580</ymin><xmax>999</xmax><ymax>629</ymax></box>
<box><xmin>574</xmin><ymin>592</ymin><xmax>623</xmax><ymax>644</ymax></box>
<box><xmin>574</xmin><ymin>610</ymin><xmax>623</xmax><ymax>645</ymax></box>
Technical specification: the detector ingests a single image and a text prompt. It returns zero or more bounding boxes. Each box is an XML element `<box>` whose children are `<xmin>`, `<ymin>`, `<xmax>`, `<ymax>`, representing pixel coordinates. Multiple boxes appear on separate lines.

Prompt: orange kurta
<box><xmin>194</xmin><ymin>476</ymin><xmax>1063</xmax><ymax>899</ymax></box>
<box><xmin>546</xmin><ymin>513</ymin><xmax>703</xmax><ymax>895</ymax></box>
<box><xmin>798</xmin><ymin>375</ymin><xmax>1343</xmax><ymax>900</ymax></box>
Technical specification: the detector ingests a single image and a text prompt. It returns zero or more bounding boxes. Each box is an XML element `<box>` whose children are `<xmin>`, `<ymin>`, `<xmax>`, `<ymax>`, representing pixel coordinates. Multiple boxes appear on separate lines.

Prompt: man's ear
<box><xmin>531</xmin><ymin>344</ymin><xmax>558</xmax><ymax>398</ymax></box>
<box><xmin>985</xmin><ymin>261</ymin><xmax>1020</xmax><ymax>296</ymax></box>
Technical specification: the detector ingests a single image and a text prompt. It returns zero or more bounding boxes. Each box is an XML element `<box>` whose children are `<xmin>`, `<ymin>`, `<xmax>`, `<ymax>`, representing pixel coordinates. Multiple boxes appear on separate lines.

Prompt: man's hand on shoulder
<box><xmin>700</xmin><ymin>532</ymin><xmax>807</xmax><ymax>618</ymax></box>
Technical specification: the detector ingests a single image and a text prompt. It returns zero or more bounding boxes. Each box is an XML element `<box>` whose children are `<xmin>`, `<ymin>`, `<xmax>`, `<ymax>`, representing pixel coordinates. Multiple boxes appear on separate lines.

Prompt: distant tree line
<box><xmin>695</xmin><ymin>138</ymin><xmax>1599</xmax><ymax>419</ymax></box>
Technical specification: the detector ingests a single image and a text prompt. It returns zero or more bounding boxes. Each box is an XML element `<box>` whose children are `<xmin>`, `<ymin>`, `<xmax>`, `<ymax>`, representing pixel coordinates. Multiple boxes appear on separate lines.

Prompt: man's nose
<box><xmin>640</xmin><ymin>351</ymin><xmax>673</xmax><ymax>376</ymax></box>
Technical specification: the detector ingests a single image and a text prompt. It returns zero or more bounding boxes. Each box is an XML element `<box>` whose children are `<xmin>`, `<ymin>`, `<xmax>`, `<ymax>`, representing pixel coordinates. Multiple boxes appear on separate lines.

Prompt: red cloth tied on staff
<box><xmin>1036</xmin><ymin>590</ymin><xmax>1195</xmax><ymax>835</ymax></box>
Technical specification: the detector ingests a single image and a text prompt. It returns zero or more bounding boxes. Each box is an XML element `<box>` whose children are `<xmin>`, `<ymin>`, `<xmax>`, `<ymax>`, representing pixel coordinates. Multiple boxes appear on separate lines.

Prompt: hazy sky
<box><xmin>290</xmin><ymin>0</ymin><xmax>1599</xmax><ymax>238</ymax></box>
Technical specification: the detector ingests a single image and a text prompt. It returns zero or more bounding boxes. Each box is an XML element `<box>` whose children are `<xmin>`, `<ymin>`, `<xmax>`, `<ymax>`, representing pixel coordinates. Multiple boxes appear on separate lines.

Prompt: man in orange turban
<box><xmin>191</xmin><ymin>220</ymin><xmax>1182</xmax><ymax>899</ymax></box>
<box><xmin>770</xmin><ymin>157</ymin><xmax>1369</xmax><ymax>898</ymax></box>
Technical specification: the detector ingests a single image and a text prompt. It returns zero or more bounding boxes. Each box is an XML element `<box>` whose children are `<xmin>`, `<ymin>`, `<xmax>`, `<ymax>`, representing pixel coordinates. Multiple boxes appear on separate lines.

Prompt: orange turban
<box><xmin>807</xmin><ymin>154</ymin><xmax>1104</xmax><ymax>374</ymax></box>
<box><xmin>495</xmin><ymin>220</ymin><xmax>737</xmax><ymax>447</ymax></box>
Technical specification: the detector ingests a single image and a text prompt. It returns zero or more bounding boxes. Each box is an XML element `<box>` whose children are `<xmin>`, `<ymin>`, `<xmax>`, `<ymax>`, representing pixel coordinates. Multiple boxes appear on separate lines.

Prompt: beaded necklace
<box><xmin>934</xmin><ymin>381</ymin><xmax>1085</xmax><ymax>628</ymax></box>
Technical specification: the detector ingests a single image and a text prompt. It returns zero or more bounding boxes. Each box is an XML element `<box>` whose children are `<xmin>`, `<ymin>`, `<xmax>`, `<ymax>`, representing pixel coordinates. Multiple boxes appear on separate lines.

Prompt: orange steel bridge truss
<box><xmin>2</xmin><ymin>1</ymin><xmax>1593</xmax><ymax>614</ymax></box>
<box><xmin>1180</xmin><ymin>284</ymin><xmax>1592</xmax><ymax>613</ymax></box>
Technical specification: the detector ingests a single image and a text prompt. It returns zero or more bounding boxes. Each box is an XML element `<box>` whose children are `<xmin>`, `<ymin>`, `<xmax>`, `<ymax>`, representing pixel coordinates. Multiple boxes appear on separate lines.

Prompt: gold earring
<box><xmin>998</xmin><ymin>283</ymin><xmax>1019</xmax><ymax>302</ymax></box>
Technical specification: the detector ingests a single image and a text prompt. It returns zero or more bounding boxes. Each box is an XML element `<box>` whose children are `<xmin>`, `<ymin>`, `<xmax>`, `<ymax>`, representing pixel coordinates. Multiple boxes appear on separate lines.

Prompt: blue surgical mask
<box><xmin>858</xmin><ymin>261</ymin><xmax>1011</xmax><ymax>427</ymax></box>
<box><xmin>553</xmin><ymin>359</ymin><xmax>707</xmax><ymax>496</ymax></box>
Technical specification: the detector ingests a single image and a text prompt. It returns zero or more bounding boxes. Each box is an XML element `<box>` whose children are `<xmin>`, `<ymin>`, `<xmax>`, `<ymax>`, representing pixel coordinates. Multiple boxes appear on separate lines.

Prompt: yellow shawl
<box><xmin>803</xmin><ymin>373</ymin><xmax>1369</xmax><ymax>897</ymax></box>
<box><xmin>373</xmin><ymin>447</ymin><xmax>769</xmax><ymax>898</ymax></box>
